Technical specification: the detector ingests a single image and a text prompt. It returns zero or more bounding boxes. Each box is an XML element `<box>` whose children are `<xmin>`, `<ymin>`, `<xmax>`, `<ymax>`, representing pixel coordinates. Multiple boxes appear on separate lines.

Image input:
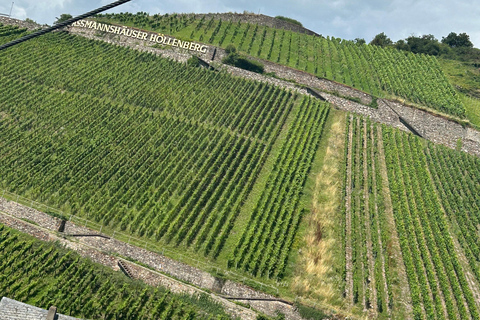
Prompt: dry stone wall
<box><xmin>0</xmin><ymin>297</ymin><xmax>80</xmax><ymax>320</ymax></box>
<box><xmin>69</xmin><ymin>21</ymin><xmax>479</xmax><ymax>157</ymax></box>
<box><xmin>0</xmin><ymin>204</ymin><xmax>258</xmax><ymax>320</ymax></box>
<box><xmin>0</xmin><ymin>197</ymin><xmax>60</xmax><ymax>230</ymax></box>
<box><xmin>68</xmin><ymin>25</ymin><xmax>202</xmax><ymax>63</ymax></box>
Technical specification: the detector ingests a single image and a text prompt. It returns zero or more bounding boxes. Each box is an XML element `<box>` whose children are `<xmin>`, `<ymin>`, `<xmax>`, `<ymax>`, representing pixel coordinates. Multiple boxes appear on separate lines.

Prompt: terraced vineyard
<box><xmin>96</xmin><ymin>13</ymin><xmax>465</xmax><ymax>117</ymax></box>
<box><xmin>341</xmin><ymin>115</ymin><xmax>480</xmax><ymax>319</ymax></box>
<box><xmin>341</xmin><ymin>116</ymin><xmax>395</xmax><ymax>317</ymax></box>
<box><xmin>2</xmin><ymin>16</ymin><xmax>480</xmax><ymax>320</ymax></box>
<box><xmin>0</xmin><ymin>24</ymin><xmax>330</xmax><ymax>279</ymax></box>
<box><xmin>0</xmin><ymin>224</ymin><xmax>232</xmax><ymax>319</ymax></box>
<box><xmin>383</xmin><ymin>127</ymin><xmax>480</xmax><ymax>320</ymax></box>
<box><xmin>426</xmin><ymin>144</ymin><xmax>480</xmax><ymax>290</ymax></box>
<box><xmin>229</xmin><ymin>97</ymin><xmax>329</xmax><ymax>278</ymax></box>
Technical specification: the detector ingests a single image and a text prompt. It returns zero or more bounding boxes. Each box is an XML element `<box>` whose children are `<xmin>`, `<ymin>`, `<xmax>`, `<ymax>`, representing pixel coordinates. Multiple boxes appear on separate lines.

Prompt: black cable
<box><xmin>0</xmin><ymin>0</ymin><xmax>132</xmax><ymax>51</ymax></box>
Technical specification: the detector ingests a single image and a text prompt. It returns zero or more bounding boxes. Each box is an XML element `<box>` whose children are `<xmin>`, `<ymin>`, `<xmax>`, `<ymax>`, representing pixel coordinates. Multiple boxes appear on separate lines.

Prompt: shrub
<box><xmin>222</xmin><ymin>46</ymin><xmax>264</xmax><ymax>74</ymax></box>
<box><xmin>234</xmin><ymin>56</ymin><xmax>264</xmax><ymax>73</ymax></box>
<box><xmin>275</xmin><ymin>16</ymin><xmax>303</xmax><ymax>27</ymax></box>
<box><xmin>187</xmin><ymin>55</ymin><xmax>200</xmax><ymax>68</ymax></box>
<box><xmin>225</xmin><ymin>44</ymin><xmax>237</xmax><ymax>54</ymax></box>
<box><xmin>295</xmin><ymin>303</ymin><xmax>328</xmax><ymax>320</ymax></box>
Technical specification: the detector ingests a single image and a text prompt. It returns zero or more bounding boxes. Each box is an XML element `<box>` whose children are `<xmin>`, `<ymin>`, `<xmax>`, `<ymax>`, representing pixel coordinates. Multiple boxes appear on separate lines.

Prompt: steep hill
<box><xmin>96</xmin><ymin>12</ymin><xmax>467</xmax><ymax>118</ymax></box>
<box><xmin>1</xmin><ymin>14</ymin><xmax>480</xmax><ymax>320</ymax></box>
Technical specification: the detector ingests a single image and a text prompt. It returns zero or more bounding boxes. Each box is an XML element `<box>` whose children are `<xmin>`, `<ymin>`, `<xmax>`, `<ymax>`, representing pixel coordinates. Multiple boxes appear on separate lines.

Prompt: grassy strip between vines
<box><xmin>291</xmin><ymin>109</ymin><xmax>345</xmax><ymax>305</ymax></box>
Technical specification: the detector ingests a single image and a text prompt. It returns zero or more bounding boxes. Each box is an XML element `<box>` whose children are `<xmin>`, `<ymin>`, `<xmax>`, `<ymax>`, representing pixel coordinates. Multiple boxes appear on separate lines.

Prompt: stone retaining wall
<box><xmin>0</xmin><ymin>197</ymin><xmax>60</xmax><ymax>230</ymax></box>
<box><xmin>2</xmin><ymin>17</ymin><xmax>480</xmax><ymax>157</ymax></box>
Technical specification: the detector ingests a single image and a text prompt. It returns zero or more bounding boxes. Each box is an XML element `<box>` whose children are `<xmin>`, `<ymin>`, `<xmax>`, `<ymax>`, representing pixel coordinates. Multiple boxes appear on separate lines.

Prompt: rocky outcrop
<box><xmin>0</xmin><ymin>16</ymin><xmax>46</xmax><ymax>30</ymax></box>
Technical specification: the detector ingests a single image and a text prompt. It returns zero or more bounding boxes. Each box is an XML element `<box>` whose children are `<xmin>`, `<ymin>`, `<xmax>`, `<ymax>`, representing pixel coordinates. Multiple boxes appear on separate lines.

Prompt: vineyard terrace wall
<box><xmin>0</xmin><ymin>213</ymin><xmax>257</xmax><ymax>320</ymax></box>
<box><xmin>206</xmin><ymin>41</ymin><xmax>480</xmax><ymax>157</ymax></box>
<box><xmin>4</xmin><ymin>16</ymin><xmax>479</xmax><ymax>157</ymax></box>
<box><xmin>71</xmin><ymin>19</ymin><xmax>209</xmax><ymax>53</ymax></box>
<box><xmin>193</xmin><ymin>41</ymin><xmax>480</xmax><ymax>156</ymax></box>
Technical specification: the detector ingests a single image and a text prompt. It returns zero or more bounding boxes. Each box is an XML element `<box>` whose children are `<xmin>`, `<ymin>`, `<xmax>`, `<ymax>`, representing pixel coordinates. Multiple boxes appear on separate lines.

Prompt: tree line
<box><xmin>366</xmin><ymin>31</ymin><xmax>479</xmax><ymax>66</ymax></box>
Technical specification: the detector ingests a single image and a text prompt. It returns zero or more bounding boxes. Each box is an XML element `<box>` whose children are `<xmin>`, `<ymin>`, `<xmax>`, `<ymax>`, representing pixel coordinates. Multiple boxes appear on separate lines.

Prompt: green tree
<box><xmin>395</xmin><ymin>39</ymin><xmax>410</xmax><ymax>51</ymax></box>
<box><xmin>54</xmin><ymin>14</ymin><xmax>73</xmax><ymax>25</ymax></box>
<box><xmin>225</xmin><ymin>44</ymin><xmax>237</xmax><ymax>54</ymax></box>
<box><xmin>186</xmin><ymin>55</ymin><xmax>200</xmax><ymax>68</ymax></box>
<box><xmin>370</xmin><ymin>32</ymin><xmax>393</xmax><ymax>47</ymax></box>
<box><xmin>406</xmin><ymin>34</ymin><xmax>443</xmax><ymax>55</ymax></box>
<box><xmin>442</xmin><ymin>32</ymin><xmax>474</xmax><ymax>48</ymax></box>
<box><xmin>354</xmin><ymin>38</ymin><xmax>366</xmax><ymax>45</ymax></box>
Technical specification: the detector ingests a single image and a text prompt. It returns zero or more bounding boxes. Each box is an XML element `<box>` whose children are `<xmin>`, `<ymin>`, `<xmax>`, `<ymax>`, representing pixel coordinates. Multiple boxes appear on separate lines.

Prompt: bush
<box><xmin>225</xmin><ymin>44</ymin><xmax>237</xmax><ymax>54</ymax></box>
<box><xmin>234</xmin><ymin>56</ymin><xmax>264</xmax><ymax>73</ymax></box>
<box><xmin>295</xmin><ymin>303</ymin><xmax>329</xmax><ymax>320</ymax></box>
<box><xmin>187</xmin><ymin>55</ymin><xmax>200</xmax><ymax>68</ymax></box>
<box><xmin>275</xmin><ymin>16</ymin><xmax>303</xmax><ymax>27</ymax></box>
<box><xmin>222</xmin><ymin>47</ymin><xmax>264</xmax><ymax>74</ymax></box>
<box><xmin>54</xmin><ymin>14</ymin><xmax>72</xmax><ymax>25</ymax></box>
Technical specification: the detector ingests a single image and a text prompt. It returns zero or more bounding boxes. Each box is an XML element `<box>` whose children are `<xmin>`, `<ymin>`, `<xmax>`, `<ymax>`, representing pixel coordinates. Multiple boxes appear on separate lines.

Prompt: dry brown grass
<box><xmin>292</xmin><ymin>114</ymin><xmax>346</xmax><ymax>304</ymax></box>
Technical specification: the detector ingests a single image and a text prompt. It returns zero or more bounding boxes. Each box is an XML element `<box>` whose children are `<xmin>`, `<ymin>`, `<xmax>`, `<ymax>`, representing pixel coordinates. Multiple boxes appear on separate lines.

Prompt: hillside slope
<box><xmin>0</xmin><ymin>25</ymin><xmax>331</xmax><ymax>282</ymax></box>
<box><xmin>96</xmin><ymin>12</ymin><xmax>465</xmax><ymax>118</ymax></box>
<box><xmin>1</xmin><ymin>16</ymin><xmax>480</xmax><ymax>320</ymax></box>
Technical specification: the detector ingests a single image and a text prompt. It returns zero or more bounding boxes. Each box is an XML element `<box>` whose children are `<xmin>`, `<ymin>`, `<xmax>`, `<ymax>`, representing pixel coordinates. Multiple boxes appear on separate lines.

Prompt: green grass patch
<box><xmin>461</xmin><ymin>94</ymin><xmax>480</xmax><ymax>129</ymax></box>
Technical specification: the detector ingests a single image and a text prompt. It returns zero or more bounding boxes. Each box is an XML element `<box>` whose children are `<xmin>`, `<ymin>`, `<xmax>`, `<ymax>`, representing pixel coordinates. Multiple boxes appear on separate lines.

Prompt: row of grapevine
<box><xmin>0</xmin><ymin>223</ymin><xmax>232</xmax><ymax>319</ymax></box>
<box><xmin>0</xmin><ymin>27</ymin><xmax>296</xmax><ymax>258</ymax></box>
<box><xmin>382</xmin><ymin>127</ymin><xmax>479</xmax><ymax>320</ymax></box>
<box><xmin>342</xmin><ymin>115</ymin><xmax>393</xmax><ymax>316</ymax></box>
<box><xmin>426</xmin><ymin>143</ymin><xmax>480</xmax><ymax>289</ymax></box>
<box><xmin>0</xmin><ymin>23</ymin><xmax>29</xmax><ymax>42</ymax></box>
<box><xmin>228</xmin><ymin>97</ymin><xmax>329</xmax><ymax>279</ymax></box>
<box><xmin>95</xmin><ymin>14</ymin><xmax>465</xmax><ymax>116</ymax></box>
